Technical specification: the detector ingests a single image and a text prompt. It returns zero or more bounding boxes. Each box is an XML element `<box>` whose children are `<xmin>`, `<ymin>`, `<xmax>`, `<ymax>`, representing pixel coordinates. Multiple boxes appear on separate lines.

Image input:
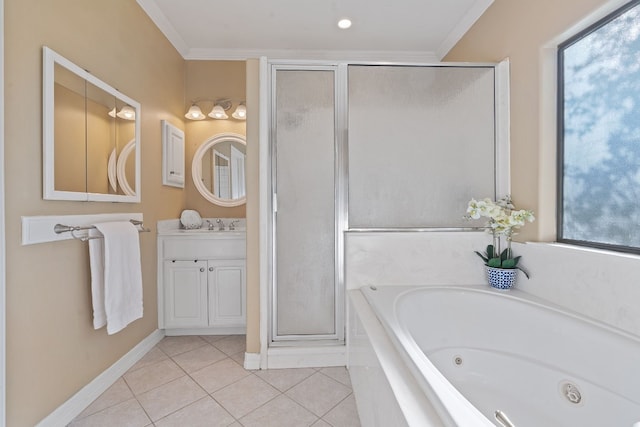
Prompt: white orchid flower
<box><xmin>466</xmin><ymin>196</ymin><xmax>535</xmax><ymax>236</ymax></box>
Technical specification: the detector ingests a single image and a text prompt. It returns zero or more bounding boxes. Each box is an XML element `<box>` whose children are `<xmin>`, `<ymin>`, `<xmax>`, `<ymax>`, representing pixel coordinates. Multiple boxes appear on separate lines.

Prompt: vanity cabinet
<box><xmin>207</xmin><ymin>259</ymin><xmax>246</xmax><ymax>326</ymax></box>
<box><xmin>163</xmin><ymin>260</ymin><xmax>208</xmax><ymax>328</ymax></box>
<box><xmin>158</xmin><ymin>231</ymin><xmax>246</xmax><ymax>335</ymax></box>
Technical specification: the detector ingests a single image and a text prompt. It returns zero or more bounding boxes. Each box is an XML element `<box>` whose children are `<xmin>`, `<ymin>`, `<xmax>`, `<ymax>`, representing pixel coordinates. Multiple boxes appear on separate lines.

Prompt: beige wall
<box><xmin>245</xmin><ymin>59</ymin><xmax>261</xmax><ymax>354</ymax></box>
<box><xmin>185</xmin><ymin>61</ymin><xmax>246</xmax><ymax>218</ymax></box>
<box><xmin>5</xmin><ymin>0</ymin><xmax>186</xmax><ymax>425</ymax></box>
<box><xmin>445</xmin><ymin>0</ymin><xmax>610</xmax><ymax>241</ymax></box>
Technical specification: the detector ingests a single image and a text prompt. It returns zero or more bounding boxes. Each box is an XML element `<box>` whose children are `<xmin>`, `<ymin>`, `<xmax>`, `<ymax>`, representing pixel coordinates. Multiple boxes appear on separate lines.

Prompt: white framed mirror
<box><xmin>43</xmin><ymin>46</ymin><xmax>141</xmax><ymax>202</ymax></box>
<box><xmin>192</xmin><ymin>133</ymin><xmax>246</xmax><ymax>207</ymax></box>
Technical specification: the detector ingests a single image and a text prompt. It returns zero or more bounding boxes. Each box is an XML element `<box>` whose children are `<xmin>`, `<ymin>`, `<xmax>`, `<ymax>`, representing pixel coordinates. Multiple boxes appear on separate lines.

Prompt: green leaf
<box><xmin>517</xmin><ymin>265</ymin><xmax>530</xmax><ymax>279</ymax></box>
<box><xmin>486</xmin><ymin>244</ymin><xmax>495</xmax><ymax>258</ymax></box>
<box><xmin>501</xmin><ymin>258</ymin><xmax>517</xmax><ymax>268</ymax></box>
<box><xmin>488</xmin><ymin>257</ymin><xmax>502</xmax><ymax>267</ymax></box>
<box><xmin>474</xmin><ymin>251</ymin><xmax>489</xmax><ymax>263</ymax></box>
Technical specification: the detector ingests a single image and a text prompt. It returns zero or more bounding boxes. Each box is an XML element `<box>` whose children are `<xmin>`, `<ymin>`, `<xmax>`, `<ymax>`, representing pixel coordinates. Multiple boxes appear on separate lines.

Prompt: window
<box><xmin>558</xmin><ymin>0</ymin><xmax>640</xmax><ymax>252</ymax></box>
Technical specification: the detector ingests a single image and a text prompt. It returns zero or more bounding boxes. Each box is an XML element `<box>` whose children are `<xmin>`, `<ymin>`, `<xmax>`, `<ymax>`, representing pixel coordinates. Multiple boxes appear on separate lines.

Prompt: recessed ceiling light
<box><xmin>338</xmin><ymin>18</ymin><xmax>352</xmax><ymax>29</ymax></box>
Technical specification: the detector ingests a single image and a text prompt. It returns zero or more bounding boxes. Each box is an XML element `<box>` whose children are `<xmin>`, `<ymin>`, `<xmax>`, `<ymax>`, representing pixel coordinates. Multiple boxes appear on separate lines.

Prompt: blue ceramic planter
<box><xmin>486</xmin><ymin>266</ymin><xmax>517</xmax><ymax>290</ymax></box>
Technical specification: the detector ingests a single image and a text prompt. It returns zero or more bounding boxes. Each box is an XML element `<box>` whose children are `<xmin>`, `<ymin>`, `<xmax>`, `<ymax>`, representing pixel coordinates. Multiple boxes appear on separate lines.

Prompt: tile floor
<box><xmin>70</xmin><ymin>335</ymin><xmax>361</xmax><ymax>427</ymax></box>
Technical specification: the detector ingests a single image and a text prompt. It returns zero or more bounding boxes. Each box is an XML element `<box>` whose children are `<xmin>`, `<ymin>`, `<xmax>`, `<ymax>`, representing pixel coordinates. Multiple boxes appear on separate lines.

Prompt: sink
<box><xmin>156</xmin><ymin>218</ymin><xmax>247</xmax><ymax>236</ymax></box>
<box><xmin>177</xmin><ymin>228</ymin><xmax>245</xmax><ymax>233</ymax></box>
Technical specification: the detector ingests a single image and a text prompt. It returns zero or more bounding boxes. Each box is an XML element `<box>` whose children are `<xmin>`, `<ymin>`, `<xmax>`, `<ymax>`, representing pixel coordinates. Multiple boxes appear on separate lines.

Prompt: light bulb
<box><xmin>208</xmin><ymin>105</ymin><xmax>228</xmax><ymax>120</ymax></box>
<box><xmin>232</xmin><ymin>104</ymin><xmax>247</xmax><ymax>120</ymax></box>
<box><xmin>185</xmin><ymin>105</ymin><xmax>205</xmax><ymax>120</ymax></box>
<box><xmin>116</xmin><ymin>105</ymin><xmax>136</xmax><ymax>120</ymax></box>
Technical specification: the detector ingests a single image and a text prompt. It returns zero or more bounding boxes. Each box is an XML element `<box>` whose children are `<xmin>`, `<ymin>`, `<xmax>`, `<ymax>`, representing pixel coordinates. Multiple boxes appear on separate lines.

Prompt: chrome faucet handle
<box><xmin>206</xmin><ymin>220</ymin><xmax>215</xmax><ymax>230</ymax></box>
<box><xmin>229</xmin><ymin>220</ymin><xmax>239</xmax><ymax>230</ymax></box>
<box><xmin>216</xmin><ymin>218</ymin><xmax>225</xmax><ymax>230</ymax></box>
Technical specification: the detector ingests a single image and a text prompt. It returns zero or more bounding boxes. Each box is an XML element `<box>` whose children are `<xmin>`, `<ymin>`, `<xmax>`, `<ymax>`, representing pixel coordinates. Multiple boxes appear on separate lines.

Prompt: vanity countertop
<box><xmin>157</xmin><ymin>218</ymin><xmax>246</xmax><ymax>237</ymax></box>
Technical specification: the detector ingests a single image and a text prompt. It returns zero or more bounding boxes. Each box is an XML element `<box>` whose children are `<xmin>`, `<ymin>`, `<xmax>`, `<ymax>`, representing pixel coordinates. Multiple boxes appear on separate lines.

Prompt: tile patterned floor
<box><xmin>70</xmin><ymin>335</ymin><xmax>361</xmax><ymax>427</ymax></box>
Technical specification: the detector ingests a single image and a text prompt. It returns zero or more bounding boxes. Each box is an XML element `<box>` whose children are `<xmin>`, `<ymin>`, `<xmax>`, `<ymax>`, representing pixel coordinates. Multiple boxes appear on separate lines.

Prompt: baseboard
<box><xmin>266</xmin><ymin>345</ymin><xmax>347</xmax><ymax>369</ymax></box>
<box><xmin>36</xmin><ymin>329</ymin><xmax>164</xmax><ymax>427</ymax></box>
<box><xmin>163</xmin><ymin>326</ymin><xmax>246</xmax><ymax>336</ymax></box>
<box><xmin>244</xmin><ymin>352</ymin><xmax>261</xmax><ymax>370</ymax></box>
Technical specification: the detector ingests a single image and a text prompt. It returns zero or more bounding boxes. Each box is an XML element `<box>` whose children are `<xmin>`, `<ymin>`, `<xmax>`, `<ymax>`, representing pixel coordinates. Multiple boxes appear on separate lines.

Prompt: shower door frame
<box><xmin>268</xmin><ymin>62</ymin><xmax>348</xmax><ymax>346</ymax></box>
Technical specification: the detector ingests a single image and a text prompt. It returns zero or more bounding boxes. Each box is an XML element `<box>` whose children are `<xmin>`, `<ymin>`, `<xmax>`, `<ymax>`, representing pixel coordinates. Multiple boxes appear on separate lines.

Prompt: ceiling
<box><xmin>136</xmin><ymin>0</ymin><xmax>494</xmax><ymax>62</ymax></box>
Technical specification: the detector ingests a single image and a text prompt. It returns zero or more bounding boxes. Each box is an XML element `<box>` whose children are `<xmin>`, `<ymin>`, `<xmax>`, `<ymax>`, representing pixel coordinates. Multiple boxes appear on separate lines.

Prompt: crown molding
<box><xmin>136</xmin><ymin>0</ymin><xmax>189</xmax><ymax>57</ymax></box>
<box><xmin>436</xmin><ymin>0</ymin><xmax>494</xmax><ymax>60</ymax></box>
<box><xmin>183</xmin><ymin>47</ymin><xmax>439</xmax><ymax>63</ymax></box>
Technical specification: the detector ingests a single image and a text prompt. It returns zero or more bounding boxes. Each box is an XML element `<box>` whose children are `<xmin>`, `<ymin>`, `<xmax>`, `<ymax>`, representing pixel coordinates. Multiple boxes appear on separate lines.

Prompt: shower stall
<box><xmin>265</xmin><ymin>60</ymin><xmax>506</xmax><ymax>364</ymax></box>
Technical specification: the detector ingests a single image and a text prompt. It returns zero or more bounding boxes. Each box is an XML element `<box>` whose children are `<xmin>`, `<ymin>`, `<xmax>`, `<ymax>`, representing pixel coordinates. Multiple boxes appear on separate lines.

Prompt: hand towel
<box><xmin>93</xmin><ymin>221</ymin><xmax>143</xmax><ymax>334</ymax></box>
<box><xmin>88</xmin><ymin>228</ymin><xmax>107</xmax><ymax>330</ymax></box>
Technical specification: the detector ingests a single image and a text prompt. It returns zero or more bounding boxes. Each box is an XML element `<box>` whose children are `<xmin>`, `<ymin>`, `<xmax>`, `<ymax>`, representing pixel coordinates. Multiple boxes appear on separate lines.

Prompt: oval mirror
<box><xmin>192</xmin><ymin>133</ymin><xmax>246</xmax><ymax>207</ymax></box>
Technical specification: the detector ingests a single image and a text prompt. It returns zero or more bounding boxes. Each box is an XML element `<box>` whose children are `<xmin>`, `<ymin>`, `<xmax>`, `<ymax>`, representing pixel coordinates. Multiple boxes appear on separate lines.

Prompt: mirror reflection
<box><xmin>192</xmin><ymin>133</ymin><xmax>246</xmax><ymax>207</ymax></box>
<box><xmin>202</xmin><ymin>140</ymin><xmax>246</xmax><ymax>199</ymax></box>
<box><xmin>53</xmin><ymin>63</ymin><xmax>87</xmax><ymax>193</ymax></box>
<box><xmin>86</xmin><ymin>81</ymin><xmax>117</xmax><ymax>195</ymax></box>
<box><xmin>117</xmin><ymin>139</ymin><xmax>136</xmax><ymax>196</ymax></box>
<box><xmin>44</xmin><ymin>46</ymin><xmax>140</xmax><ymax>202</ymax></box>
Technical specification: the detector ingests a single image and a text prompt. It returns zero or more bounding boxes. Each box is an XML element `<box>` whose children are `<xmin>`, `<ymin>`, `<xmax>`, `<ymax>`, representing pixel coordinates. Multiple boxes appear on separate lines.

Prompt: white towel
<box><xmin>89</xmin><ymin>221</ymin><xmax>143</xmax><ymax>334</ymax></box>
<box><xmin>88</xmin><ymin>228</ymin><xmax>107</xmax><ymax>329</ymax></box>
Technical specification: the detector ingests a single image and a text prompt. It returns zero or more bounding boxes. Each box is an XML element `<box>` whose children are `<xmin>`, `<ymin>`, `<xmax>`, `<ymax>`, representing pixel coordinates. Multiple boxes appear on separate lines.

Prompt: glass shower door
<box><xmin>271</xmin><ymin>66</ymin><xmax>343</xmax><ymax>343</ymax></box>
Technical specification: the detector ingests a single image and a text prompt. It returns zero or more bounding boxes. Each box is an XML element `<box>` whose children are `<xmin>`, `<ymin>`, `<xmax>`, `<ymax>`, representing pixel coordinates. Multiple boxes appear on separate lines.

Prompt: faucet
<box><xmin>206</xmin><ymin>220</ymin><xmax>215</xmax><ymax>230</ymax></box>
<box><xmin>229</xmin><ymin>220</ymin><xmax>239</xmax><ymax>230</ymax></box>
<box><xmin>216</xmin><ymin>218</ymin><xmax>225</xmax><ymax>231</ymax></box>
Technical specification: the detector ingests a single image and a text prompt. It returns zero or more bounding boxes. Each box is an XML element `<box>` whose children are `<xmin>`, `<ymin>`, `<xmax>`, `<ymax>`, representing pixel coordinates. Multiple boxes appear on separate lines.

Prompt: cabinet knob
<box><xmin>209</xmin><ymin>267</ymin><xmax>214</xmax><ymax>272</ymax></box>
<box><xmin>200</xmin><ymin>267</ymin><xmax>205</xmax><ymax>272</ymax></box>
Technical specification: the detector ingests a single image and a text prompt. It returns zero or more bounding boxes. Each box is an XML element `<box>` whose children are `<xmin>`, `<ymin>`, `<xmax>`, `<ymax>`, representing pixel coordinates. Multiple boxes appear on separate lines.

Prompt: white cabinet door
<box><xmin>162</xmin><ymin>120</ymin><xmax>185</xmax><ymax>188</ymax></box>
<box><xmin>208</xmin><ymin>259</ymin><xmax>246</xmax><ymax>326</ymax></box>
<box><xmin>164</xmin><ymin>260</ymin><xmax>208</xmax><ymax>328</ymax></box>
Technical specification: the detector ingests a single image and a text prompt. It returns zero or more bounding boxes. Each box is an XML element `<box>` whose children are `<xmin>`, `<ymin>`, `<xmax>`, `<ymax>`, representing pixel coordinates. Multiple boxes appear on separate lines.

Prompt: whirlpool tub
<box><xmin>348</xmin><ymin>285</ymin><xmax>640</xmax><ymax>426</ymax></box>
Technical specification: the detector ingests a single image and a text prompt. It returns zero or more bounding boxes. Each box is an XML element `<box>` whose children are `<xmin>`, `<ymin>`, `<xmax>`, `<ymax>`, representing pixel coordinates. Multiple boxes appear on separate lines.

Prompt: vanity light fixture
<box><xmin>185</xmin><ymin>104</ymin><xmax>206</xmax><ymax>120</ymax></box>
<box><xmin>185</xmin><ymin>98</ymin><xmax>247</xmax><ymax>121</ymax></box>
<box><xmin>232</xmin><ymin>104</ymin><xmax>246</xmax><ymax>120</ymax></box>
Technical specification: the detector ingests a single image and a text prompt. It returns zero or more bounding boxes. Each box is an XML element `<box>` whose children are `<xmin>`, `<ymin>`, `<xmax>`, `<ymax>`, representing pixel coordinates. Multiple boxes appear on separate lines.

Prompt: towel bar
<box><xmin>53</xmin><ymin>219</ymin><xmax>150</xmax><ymax>241</ymax></box>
